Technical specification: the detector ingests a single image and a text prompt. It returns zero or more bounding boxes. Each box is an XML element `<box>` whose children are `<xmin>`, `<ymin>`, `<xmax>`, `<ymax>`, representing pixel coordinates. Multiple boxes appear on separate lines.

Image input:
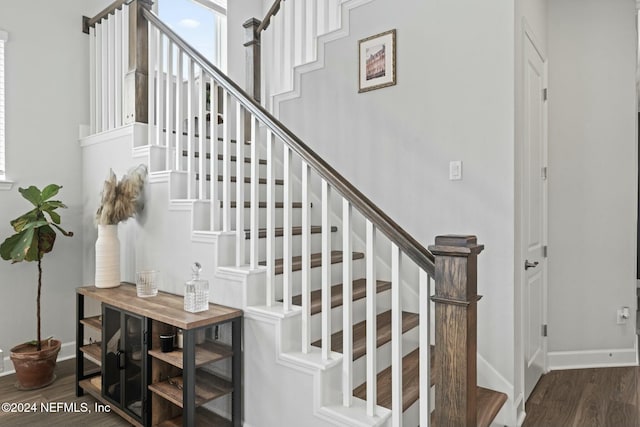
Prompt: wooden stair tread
<box><xmin>352</xmin><ymin>347</ymin><xmax>431</xmax><ymax>411</ymax></box>
<box><xmin>311</xmin><ymin>310</ymin><xmax>419</xmax><ymax>360</ymax></box>
<box><xmin>220</xmin><ymin>201</ymin><xmax>304</xmax><ymax>209</ymax></box>
<box><xmin>182</xmin><ymin>150</ymin><xmax>267</xmax><ymax>165</ymax></box>
<box><xmin>353</xmin><ymin>350</ymin><xmax>506</xmax><ymax>427</ymax></box>
<box><xmin>476</xmin><ymin>386</ymin><xmax>508</xmax><ymax>427</ymax></box>
<box><xmin>195</xmin><ymin>174</ymin><xmax>284</xmax><ymax>185</ymax></box>
<box><xmin>245</xmin><ymin>225</ymin><xmax>337</xmax><ymax>239</ymax></box>
<box><xmin>169</xmin><ymin>129</ymin><xmax>249</xmax><ymax>144</ymax></box>
<box><xmin>260</xmin><ymin>251</ymin><xmax>365</xmax><ymax>275</ymax></box>
<box><xmin>291</xmin><ymin>279</ymin><xmax>391</xmax><ymax>315</ymax></box>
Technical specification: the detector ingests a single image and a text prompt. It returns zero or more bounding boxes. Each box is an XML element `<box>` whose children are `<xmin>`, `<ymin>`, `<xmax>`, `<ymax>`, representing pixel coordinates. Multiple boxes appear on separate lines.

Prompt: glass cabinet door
<box><xmin>101</xmin><ymin>305</ymin><xmax>146</xmax><ymax>422</ymax></box>
<box><xmin>103</xmin><ymin>306</ymin><xmax>122</xmax><ymax>404</ymax></box>
<box><xmin>123</xmin><ymin>312</ymin><xmax>144</xmax><ymax>418</ymax></box>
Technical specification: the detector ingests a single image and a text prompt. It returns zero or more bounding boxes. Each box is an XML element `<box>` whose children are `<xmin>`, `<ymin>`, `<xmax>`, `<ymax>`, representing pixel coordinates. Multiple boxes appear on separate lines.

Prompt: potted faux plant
<box><xmin>0</xmin><ymin>184</ymin><xmax>73</xmax><ymax>390</ymax></box>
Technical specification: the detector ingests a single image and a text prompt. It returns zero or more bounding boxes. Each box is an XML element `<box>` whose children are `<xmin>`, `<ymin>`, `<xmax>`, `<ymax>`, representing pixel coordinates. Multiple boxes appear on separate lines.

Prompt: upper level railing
<box><xmin>84</xmin><ymin>2</ymin><xmax>494</xmax><ymax>426</ymax></box>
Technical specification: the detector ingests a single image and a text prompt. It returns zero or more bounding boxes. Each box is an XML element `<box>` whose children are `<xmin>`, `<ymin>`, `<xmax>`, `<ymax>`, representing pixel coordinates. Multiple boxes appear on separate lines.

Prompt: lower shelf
<box><xmin>148</xmin><ymin>370</ymin><xmax>232</xmax><ymax>408</ymax></box>
<box><xmin>78</xmin><ymin>378</ymin><xmax>142</xmax><ymax>427</ymax></box>
<box><xmin>155</xmin><ymin>407</ymin><xmax>232</xmax><ymax>427</ymax></box>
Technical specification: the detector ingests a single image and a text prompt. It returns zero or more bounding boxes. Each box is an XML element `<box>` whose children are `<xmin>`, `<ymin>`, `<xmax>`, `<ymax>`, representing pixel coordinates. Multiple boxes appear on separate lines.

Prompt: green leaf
<box><xmin>45</xmin><ymin>209</ymin><xmax>60</xmax><ymax>225</ymax></box>
<box><xmin>43</xmin><ymin>200</ymin><xmax>67</xmax><ymax>210</ymax></box>
<box><xmin>0</xmin><ymin>228</ymin><xmax>34</xmax><ymax>263</ymax></box>
<box><xmin>19</xmin><ymin>186</ymin><xmax>42</xmax><ymax>207</ymax></box>
<box><xmin>41</xmin><ymin>184</ymin><xmax>61</xmax><ymax>202</ymax></box>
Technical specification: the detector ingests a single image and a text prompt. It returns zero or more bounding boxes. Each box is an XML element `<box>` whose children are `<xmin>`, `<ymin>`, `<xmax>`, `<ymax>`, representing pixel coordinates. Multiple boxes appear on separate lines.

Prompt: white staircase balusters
<box><xmin>89</xmin><ymin>5</ymin><xmax>129</xmax><ymax>133</ymax></box>
<box><xmin>209</xmin><ymin>80</ymin><xmax>220</xmax><ymax>231</ymax></box>
<box><xmin>165</xmin><ymin>40</ymin><xmax>174</xmax><ymax>171</ymax></box>
<box><xmin>235</xmin><ymin>104</ymin><xmax>245</xmax><ymax>266</ymax></box>
<box><xmin>249</xmin><ymin>115</ymin><xmax>260</xmax><ymax>269</ymax></box>
<box><xmin>294</xmin><ymin>0</ymin><xmax>306</xmax><ymax>67</ymax></box>
<box><xmin>222</xmin><ymin>92</ymin><xmax>232</xmax><ymax>231</ymax></box>
<box><xmin>342</xmin><ymin>198</ymin><xmax>353</xmax><ymax>406</ymax></box>
<box><xmin>197</xmin><ymin>66</ymin><xmax>206</xmax><ymax>200</ymax></box>
<box><xmin>266</xmin><ymin>130</ymin><xmax>277</xmax><ymax>306</ymax></box>
<box><xmin>114</xmin><ymin>9</ymin><xmax>123</xmax><ymax>129</ymax></box>
<box><xmin>283</xmin><ymin>0</ymin><xmax>295</xmax><ymax>92</ymax></box>
<box><xmin>89</xmin><ymin>26</ymin><xmax>96</xmax><ymax>134</ymax></box>
<box><xmin>96</xmin><ymin>22</ymin><xmax>105</xmax><ymax>131</ymax></box>
<box><xmin>365</xmin><ymin>220</ymin><xmax>377</xmax><ymax>416</ymax></box>
<box><xmin>174</xmin><ymin>50</ymin><xmax>183</xmax><ymax>171</ymax></box>
<box><xmin>283</xmin><ymin>145</ymin><xmax>293</xmax><ymax>311</ymax></box>
<box><xmin>321</xmin><ymin>180</ymin><xmax>332</xmax><ymax>360</ymax></box>
<box><xmin>154</xmin><ymin>30</ymin><xmax>164</xmax><ymax>148</ymax></box>
<box><xmin>419</xmin><ymin>270</ymin><xmax>432</xmax><ymax>427</ymax></box>
<box><xmin>186</xmin><ymin>58</ymin><xmax>195</xmax><ymax>199</ymax></box>
<box><xmin>301</xmin><ymin>161</ymin><xmax>312</xmax><ymax>352</ymax></box>
<box><xmin>391</xmin><ymin>243</ymin><xmax>402</xmax><ymax>427</ymax></box>
<box><xmin>107</xmin><ymin>16</ymin><xmax>114</xmax><ymax>129</ymax></box>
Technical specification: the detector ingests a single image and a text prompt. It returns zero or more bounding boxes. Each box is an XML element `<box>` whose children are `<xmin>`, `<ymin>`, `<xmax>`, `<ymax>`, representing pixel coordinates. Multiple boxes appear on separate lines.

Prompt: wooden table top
<box><xmin>77</xmin><ymin>283</ymin><xmax>242</xmax><ymax>329</ymax></box>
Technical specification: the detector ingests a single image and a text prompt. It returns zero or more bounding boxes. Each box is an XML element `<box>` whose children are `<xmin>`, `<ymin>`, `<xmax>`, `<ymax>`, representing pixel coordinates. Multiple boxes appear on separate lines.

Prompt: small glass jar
<box><xmin>184</xmin><ymin>262</ymin><xmax>209</xmax><ymax>313</ymax></box>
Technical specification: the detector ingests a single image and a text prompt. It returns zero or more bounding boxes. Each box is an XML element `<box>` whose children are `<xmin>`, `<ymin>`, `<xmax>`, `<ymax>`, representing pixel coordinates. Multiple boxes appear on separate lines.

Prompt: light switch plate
<box><xmin>449</xmin><ymin>161</ymin><xmax>462</xmax><ymax>180</ymax></box>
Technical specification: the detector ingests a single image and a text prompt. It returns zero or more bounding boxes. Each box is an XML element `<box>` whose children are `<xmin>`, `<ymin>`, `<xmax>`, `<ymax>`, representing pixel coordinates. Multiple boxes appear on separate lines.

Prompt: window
<box><xmin>158</xmin><ymin>0</ymin><xmax>227</xmax><ymax>72</ymax></box>
<box><xmin>0</xmin><ymin>29</ymin><xmax>9</xmax><ymax>188</ymax></box>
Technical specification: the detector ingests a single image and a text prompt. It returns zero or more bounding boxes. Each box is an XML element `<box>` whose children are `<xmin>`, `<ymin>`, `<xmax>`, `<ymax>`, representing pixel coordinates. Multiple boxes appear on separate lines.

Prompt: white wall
<box><xmin>278</xmin><ymin>0</ymin><xmax>516</xmax><ymax>407</ymax></box>
<box><xmin>547</xmin><ymin>0</ymin><xmax>637</xmax><ymax>364</ymax></box>
<box><xmin>0</xmin><ymin>0</ymin><xmax>110</xmax><ymax>361</ymax></box>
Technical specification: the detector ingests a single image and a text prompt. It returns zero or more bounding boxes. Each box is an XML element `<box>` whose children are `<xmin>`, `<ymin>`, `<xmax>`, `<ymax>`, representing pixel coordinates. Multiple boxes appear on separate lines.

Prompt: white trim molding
<box><xmin>0</xmin><ymin>30</ymin><xmax>8</xmax><ymax>182</ymax></box>
<box><xmin>547</xmin><ymin>348</ymin><xmax>638</xmax><ymax>370</ymax></box>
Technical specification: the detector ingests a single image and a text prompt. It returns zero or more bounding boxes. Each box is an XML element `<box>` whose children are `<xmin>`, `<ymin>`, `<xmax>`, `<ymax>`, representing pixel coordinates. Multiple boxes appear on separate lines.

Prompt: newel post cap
<box><xmin>428</xmin><ymin>235</ymin><xmax>484</xmax><ymax>257</ymax></box>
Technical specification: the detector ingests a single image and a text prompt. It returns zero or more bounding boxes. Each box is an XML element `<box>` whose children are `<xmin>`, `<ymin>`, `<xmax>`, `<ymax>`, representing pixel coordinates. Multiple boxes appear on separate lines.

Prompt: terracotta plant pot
<box><xmin>10</xmin><ymin>339</ymin><xmax>61</xmax><ymax>390</ymax></box>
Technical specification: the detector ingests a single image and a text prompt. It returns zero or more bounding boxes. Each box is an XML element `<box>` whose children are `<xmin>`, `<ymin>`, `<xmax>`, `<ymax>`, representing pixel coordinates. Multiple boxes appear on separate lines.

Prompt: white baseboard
<box><xmin>1</xmin><ymin>341</ymin><xmax>76</xmax><ymax>377</ymax></box>
<box><xmin>547</xmin><ymin>347</ymin><xmax>638</xmax><ymax>370</ymax></box>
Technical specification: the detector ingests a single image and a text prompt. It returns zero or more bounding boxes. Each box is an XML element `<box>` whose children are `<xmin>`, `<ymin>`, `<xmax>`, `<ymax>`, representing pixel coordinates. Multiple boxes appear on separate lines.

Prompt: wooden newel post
<box><xmin>243</xmin><ymin>18</ymin><xmax>262</xmax><ymax>103</ymax></box>
<box><xmin>125</xmin><ymin>0</ymin><xmax>152</xmax><ymax>124</ymax></box>
<box><xmin>429</xmin><ymin>235</ymin><xmax>484</xmax><ymax>427</ymax></box>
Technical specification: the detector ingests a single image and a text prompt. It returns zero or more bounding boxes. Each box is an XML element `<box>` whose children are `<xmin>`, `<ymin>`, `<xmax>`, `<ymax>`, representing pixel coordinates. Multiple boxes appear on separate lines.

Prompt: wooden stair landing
<box><xmin>311</xmin><ymin>310</ymin><xmax>419</xmax><ymax>361</ymax></box>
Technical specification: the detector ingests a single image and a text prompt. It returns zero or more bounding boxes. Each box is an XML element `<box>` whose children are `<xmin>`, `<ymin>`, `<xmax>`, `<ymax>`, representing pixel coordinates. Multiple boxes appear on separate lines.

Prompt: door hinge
<box><xmin>542</xmin><ymin>245</ymin><xmax>548</xmax><ymax>258</ymax></box>
<box><xmin>542</xmin><ymin>324</ymin><xmax>548</xmax><ymax>337</ymax></box>
<box><xmin>543</xmin><ymin>88</ymin><xmax>548</xmax><ymax>101</ymax></box>
<box><xmin>541</xmin><ymin>167</ymin><xmax>548</xmax><ymax>180</ymax></box>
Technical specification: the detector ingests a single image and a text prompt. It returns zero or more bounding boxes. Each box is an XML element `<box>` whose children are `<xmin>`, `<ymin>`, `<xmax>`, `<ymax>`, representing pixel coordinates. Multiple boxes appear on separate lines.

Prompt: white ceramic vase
<box><xmin>95</xmin><ymin>224</ymin><xmax>120</xmax><ymax>288</ymax></box>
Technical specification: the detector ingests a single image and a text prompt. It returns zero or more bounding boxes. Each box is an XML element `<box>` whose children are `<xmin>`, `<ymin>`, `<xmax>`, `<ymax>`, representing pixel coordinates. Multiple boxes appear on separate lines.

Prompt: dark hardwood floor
<box><xmin>0</xmin><ymin>359</ymin><xmax>129</xmax><ymax>426</ymax></box>
<box><xmin>523</xmin><ymin>366</ymin><xmax>640</xmax><ymax>427</ymax></box>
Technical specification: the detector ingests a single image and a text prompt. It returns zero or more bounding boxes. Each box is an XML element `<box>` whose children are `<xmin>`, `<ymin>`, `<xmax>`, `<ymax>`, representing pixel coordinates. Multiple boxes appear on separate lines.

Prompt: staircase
<box><xmin>83</xmin><ymin>1</ymin><xmax>508</xmax><ymax>426</ymax></box>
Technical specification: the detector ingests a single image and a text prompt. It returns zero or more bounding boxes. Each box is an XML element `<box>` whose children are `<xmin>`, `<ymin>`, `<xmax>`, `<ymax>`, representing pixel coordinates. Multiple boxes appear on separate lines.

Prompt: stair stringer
<box><xmin>269</xmin><ymin>0</ymin><xmax>375</xmax><ymax>117</ymax></box>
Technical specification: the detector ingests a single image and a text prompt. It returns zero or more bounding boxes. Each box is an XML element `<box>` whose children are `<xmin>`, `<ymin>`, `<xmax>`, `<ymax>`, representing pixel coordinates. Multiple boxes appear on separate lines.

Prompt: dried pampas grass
<box><xmin>96</xmin><ymin>164</ymin><xmax>148</xmax><ymax>225</ymax></box>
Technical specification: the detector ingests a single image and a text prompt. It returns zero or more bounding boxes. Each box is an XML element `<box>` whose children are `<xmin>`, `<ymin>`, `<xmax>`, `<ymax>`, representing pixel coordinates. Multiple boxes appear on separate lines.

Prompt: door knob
<box><xmin>524</xmin><ymin>260</ymin><xmax>539</xmax><ymax>270</ymax></box>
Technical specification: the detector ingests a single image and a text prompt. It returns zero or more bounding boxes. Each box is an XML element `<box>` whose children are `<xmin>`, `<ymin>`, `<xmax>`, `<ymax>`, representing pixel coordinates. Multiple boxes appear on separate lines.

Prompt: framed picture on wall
<box><xmin>358</xmin><ymin>29</ymin><xmax>396</xmax><ymax>93</ymax></box>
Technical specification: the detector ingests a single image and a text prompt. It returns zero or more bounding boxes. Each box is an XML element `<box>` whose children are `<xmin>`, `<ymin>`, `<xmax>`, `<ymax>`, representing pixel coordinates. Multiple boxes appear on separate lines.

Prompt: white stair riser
<box><xmin>242</xmin><ymin>231</ymin><xmax>341</xmax><ymax>261</ymax></box>
<box><xmin>351</xmin><ymin>326</ymin><xmax>420</xmax><ymax>391</ymax></box>
<box><xmin>192</xmin><ymin>204</ymin><xmax>307</xmax><ymax>231</ymax></box>
<box><xmin>190</xmin><ymin>181</ymin><xmax>285</xmax><ymax>202</ymax></box>
<box><xmin>180</xmin><ymin>156</ymin><xmax>268</xmax><ymax>175</ymax></box>
<box><xmin>308</xmin><ymin>288</ymin><xmax>392</xmax><ymax>342</ymax></box>
<box><xmin>272</xmin><ymin>259</ymin><xmax>366</xmax><ymax>301</ymax></box>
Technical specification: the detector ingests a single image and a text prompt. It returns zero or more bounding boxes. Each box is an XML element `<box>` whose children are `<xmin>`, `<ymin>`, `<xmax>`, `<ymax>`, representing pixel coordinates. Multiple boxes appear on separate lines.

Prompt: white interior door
<box><xmin>523</xmin><ymin>32</ymin><xmax>548</xmax><ymax>401</ymax></box>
